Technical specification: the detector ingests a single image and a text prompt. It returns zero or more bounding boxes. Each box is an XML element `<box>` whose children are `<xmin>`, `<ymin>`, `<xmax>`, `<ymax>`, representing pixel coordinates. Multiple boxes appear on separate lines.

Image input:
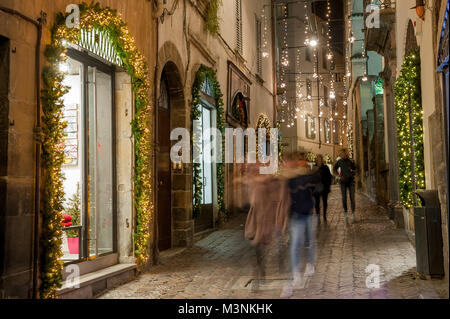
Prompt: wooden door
<box><xmin>158</xmin><ymin>107</ymin><xmax>172</xmax><ymax>251</ymax></box>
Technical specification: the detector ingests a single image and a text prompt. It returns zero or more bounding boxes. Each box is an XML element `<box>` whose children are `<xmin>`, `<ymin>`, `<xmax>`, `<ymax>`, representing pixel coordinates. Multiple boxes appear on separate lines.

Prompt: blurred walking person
<box><xmin>313</xmin><ymin>155</ymin><xmax>333</xmax><ymax>224</ymax></box>
<box><xmin>242</xmin><ymin>164</ymin><xmax>291</xmax><ymax>292</ymax></box>
<box><xmin>333</xmin><ymin>149</ymin><xmax>357</xmax><ymax>224</ymax></box>
<box><xmin>279</xmin><ymin>157</ymin><xmax>320</xmax><ymax>298</ymax></box>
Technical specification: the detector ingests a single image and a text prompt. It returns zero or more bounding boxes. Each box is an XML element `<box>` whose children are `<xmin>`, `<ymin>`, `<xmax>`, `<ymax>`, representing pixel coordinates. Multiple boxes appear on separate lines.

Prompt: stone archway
<box><xmin>157</xmin><ymin>42</ymin><xmax>193</xmax><ymax>250</ymax></box>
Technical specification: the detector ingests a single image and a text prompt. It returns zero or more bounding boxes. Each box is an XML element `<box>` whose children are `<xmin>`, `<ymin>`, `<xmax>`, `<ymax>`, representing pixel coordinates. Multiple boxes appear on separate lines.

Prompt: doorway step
<box><xmin>58</xmin><ymin>263</ymin><xmax>136</xmax><ymax>299</ymax></box>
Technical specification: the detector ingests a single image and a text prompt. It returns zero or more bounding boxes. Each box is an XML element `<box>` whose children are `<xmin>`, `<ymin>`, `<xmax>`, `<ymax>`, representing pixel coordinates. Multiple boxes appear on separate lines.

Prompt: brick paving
<box><xmin>100</xmin><ymin>186</ymin><xmax>449</xmax><ymax>299</ymax></box>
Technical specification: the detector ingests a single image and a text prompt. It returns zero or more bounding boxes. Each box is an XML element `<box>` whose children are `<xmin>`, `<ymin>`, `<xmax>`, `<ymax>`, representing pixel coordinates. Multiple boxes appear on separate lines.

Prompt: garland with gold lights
<box><xmin>191</xmin><ymin>65</ymin><xmax>227</xmax><ymax>223</ymax></box>
<box><xmin>394</xmin><ymin>48</ymin><xmax>425</xmax><ymax>208</ymax></box>
<box><xmin>40</xmin><ymin>2</ymin><xmax>153</xmax><ymax>298</ymax></box>
<box><xmin>256</xmin><ymin>114</ymin><xmax>272</xmax><ymax>157</ymax></box>
<box><xmin>277</xmin><ymin>121</ymin><xmax>283</xmax><ymax>161</ymax></box>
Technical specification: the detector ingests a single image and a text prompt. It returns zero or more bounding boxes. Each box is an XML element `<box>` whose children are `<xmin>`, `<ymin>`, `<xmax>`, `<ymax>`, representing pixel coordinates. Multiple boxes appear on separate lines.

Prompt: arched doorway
<box><xmin>229</xmin><ymin>92</ymin><xmax>249</xmax><ymax>214</ymax></box>
<box><xmin>157</xmin><ymin>70</ymin><xmax>171</xmax><ymax>251</ymax></box>
<box><xmin>157</xmin><ymin>62</ymin><xmax>185</xmax><ymax>251</ymax></box>
<box><xmin>193</xmin><ymin>75</ymin><xmax>218</xmax><ymax>233</ymax></box>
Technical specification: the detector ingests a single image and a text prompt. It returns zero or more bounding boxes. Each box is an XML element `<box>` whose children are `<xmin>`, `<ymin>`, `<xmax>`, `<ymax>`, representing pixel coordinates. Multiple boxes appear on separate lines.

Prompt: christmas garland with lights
<box><xmin>256</xmin><ymin>114</ymin><xmax>271</xmax><ymax>156</ymax></box>
<box><xmin>191</xmin><ymin>65</ymin><xmax>227</xmax><ymax>223</ymax></box>
<box><xmin>394</xmin><ymin>48</ymin><xmax>425</xmax><ymax>208</ymax></box>
<box><xmin>277</xmin><ymin>121</ymin><xmax>283</xmax><ymax>161</ymax></box>
<box><xmin>41</xmin><ymin>2</ymin><xmax>152</xmax><ymax>298</ymax></box>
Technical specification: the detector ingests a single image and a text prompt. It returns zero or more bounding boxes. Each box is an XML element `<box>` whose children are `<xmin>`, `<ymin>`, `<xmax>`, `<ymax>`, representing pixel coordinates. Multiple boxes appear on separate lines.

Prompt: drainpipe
<box><xmin>154</xmin><ymin>10</ymin><xmax>160</xmax><ymax>267</ymax></box>
<box><xmin>0</xmin><ymin>7</ymin><xmax>45</xmax><ymax>299</ymax></box>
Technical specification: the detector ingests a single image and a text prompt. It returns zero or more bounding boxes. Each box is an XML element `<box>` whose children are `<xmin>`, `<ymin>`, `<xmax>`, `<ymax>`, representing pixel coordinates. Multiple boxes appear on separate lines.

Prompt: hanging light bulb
<box><xmin>330</xmin><ymin>91</ymin><xmax>336</xmax><ymax>99</ymax></box>
<box><xmin>281</xmin><ymin>83</ymin><xmax>286</xmax><ymax>88</ymax></box>
<box><xmin>362</xmin><ymin>74</ymin><xmax>368</xmax><ymax>82</ymax></box>
<box><xmin>309</xmin><ymin>36</ymin><xmax>318</xmax><ymax>47</ymax></box>
<box><xmin>59</xmin><ymin>62</ymin><xmax>69</xmax><ymax>73</ymax></box>
<box><xmin>298</xmin><ymin>93</ymin><xmax>303</xmax><ymax>98</ymax></box>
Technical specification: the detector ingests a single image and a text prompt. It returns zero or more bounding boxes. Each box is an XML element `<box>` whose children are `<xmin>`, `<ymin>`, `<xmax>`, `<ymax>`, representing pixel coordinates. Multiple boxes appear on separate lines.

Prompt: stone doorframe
<box><xmin>156</xmin><ymin>42</ymin><xmax>194</xmax><ymax>250</ymax></box>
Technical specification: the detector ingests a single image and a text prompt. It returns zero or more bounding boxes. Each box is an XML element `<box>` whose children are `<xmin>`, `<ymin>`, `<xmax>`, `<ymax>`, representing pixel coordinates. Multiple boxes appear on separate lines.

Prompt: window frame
<box><xmin>62</xmin><ymin>48</ymin><xmax>118</xmax><ymax>264</ymax></box>
<box><xmin>305</xmin><ymin>114</ymin><xmax>316</xmax><ymax>140</ymax></box>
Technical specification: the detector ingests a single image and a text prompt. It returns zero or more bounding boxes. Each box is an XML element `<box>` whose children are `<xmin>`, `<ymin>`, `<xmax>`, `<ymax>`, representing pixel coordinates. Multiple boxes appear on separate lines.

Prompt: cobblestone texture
<box><xmin>100</xmin><ymin>187</ymin><xmax>449</xmax><ymax>299</ymax></box>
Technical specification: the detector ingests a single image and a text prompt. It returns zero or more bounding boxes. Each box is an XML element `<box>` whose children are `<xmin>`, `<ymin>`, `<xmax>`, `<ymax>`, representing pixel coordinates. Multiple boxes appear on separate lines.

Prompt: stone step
<box><xmin>58</xmin><ymin>263</ymin><xmax>137</xmax><ymax>299</ymax></box>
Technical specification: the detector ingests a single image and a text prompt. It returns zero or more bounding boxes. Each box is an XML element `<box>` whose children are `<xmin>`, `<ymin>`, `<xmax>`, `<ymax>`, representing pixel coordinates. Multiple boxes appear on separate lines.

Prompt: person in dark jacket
<box><xmin>279</xmin><ymin>163</ymin><xmax>320</xmax><ymax>298</ymax></box>
<box><xmin>333</xmin><ymin>149</ymin><xmax>357</xmax><ymax>223</ymax></box>
<box><xmin>313</xmin><ymin>155</ymin><xmax>333</xmax><ymax>224</ymax></box>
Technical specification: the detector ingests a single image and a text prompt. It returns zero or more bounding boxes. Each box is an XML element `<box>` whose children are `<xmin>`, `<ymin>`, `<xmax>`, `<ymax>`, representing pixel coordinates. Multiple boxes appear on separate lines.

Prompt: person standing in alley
<box><xmin>313</xmin><ymin>155</ymin><xmax>333</xmax><ymax>224</ymax></box>
<box><xmin>334</xmin><ymin>149</ymin><xmax>357</xmax><ymax>224</ymax></box>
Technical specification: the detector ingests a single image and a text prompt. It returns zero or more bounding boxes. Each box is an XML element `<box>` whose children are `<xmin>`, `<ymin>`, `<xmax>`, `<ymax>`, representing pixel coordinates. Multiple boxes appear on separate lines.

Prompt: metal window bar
<box><xmin>365</xmin><ymin>0</ymin><xmax>396</xmax><ymax>10</ymax></box>
<box><xmin>77</xmin><ymin>28</ymin><xmax>123</xmax><ymax>67</ymax></box>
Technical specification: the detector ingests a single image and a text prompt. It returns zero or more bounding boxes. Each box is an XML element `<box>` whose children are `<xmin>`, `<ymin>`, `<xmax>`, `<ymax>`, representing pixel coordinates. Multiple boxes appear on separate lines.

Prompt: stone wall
<box><xmin>0</xmin><ymin>8</ymin><xmax>38</xmax><ymax>298</ymax></box>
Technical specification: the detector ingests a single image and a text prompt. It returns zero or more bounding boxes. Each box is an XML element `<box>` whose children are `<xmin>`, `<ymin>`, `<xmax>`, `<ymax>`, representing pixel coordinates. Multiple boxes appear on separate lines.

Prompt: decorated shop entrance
<box><xmin>40</xmin><ymin>3</ymin><xmax>152</xmax><ymax>298</ymax></box>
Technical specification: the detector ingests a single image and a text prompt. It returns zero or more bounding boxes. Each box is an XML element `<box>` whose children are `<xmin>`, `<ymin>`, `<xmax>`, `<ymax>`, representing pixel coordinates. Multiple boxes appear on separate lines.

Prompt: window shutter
<box><xmin>256</xmin><ymin>17</ymin><xmax>262</xmax><ymax>75</ymax></box>
<box><xmin>236</xmin><ymin>0</ymin><xmax>243</xmax><ymax>54</ymax></box>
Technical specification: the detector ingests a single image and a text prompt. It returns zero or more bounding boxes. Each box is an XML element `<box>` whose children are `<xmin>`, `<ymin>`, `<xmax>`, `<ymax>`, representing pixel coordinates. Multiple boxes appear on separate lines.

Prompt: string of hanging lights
<box><xmin>261</xmin><ymin>4</ymin><xmax>270</xmax><ymax>59</ymax></box>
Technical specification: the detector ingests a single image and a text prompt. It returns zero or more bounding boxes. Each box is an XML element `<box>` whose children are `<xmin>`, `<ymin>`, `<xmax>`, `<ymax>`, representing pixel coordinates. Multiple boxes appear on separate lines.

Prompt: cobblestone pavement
<box><xmin>100</xmin><ymin>187</ymin><xmax>449</xmax><ymax>299</ymax></box>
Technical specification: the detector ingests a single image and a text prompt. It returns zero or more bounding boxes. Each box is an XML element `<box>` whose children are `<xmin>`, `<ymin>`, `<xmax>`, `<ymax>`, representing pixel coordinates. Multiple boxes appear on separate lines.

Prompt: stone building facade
<box><xmin>0</xmin><ymin>0</ymin><xmax>278</xmax><ymax>299</ymax></box>
<box><xmin>391</xmin><ymin>0</ymin><xmax>448</xmax><ymax>281</ymax></box>
<box><xmin>278</xmin><ymin>1</ymin><xmax>348</xmax><ymax>164</ymax></box>
<box><xmin>153</xmin><ymin>0</ymin><xmax>276</xmax><ymax>255</ymax></box>
<box><xmin>0</xmin><ymin>0</ymin><xmax>158</xmax><ymax>299</ymax></box>
<box><xmin>349</xmin><ymin>0</ymin><xmax>449</xmax><ymax>282</ymax></box>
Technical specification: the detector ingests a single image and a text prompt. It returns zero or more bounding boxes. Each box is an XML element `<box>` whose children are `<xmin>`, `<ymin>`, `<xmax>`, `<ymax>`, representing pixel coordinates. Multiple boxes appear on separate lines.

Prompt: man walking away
<box><xmin>314</xmin><ymin>155</ymin><xmax>333</xmax><ymax>224</ymax></box>
<box><xmin>333</xmin><ymin>149</ymin><xmax>357</xmax><ymax>224</ymax></box>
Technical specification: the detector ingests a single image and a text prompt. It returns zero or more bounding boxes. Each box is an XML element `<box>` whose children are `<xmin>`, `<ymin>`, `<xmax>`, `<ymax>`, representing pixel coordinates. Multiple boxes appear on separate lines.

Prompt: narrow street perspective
<box><xmin>100</xmin><ymin>187</ymin><xmax>448</xmax><ymax>299</ymax></box>
<box><xmin>0</xmin><ymin>0</ymin><xmax>449</xmax><ymax>303</ymax></box>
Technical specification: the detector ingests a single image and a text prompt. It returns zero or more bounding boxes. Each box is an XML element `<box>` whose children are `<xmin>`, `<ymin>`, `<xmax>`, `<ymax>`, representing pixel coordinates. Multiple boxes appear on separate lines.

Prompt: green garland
<box><xmin>191</xmin><ymin>65</ymin><xmax>227</xmax><ymax>223</ymax></box>
<box><xmin>256</xmin><ymin>114</ymin><xmax>271</xmax><ymax>157</ymax></box>
<box><xmin>41</xmin><ymin>2</ymin><xmax>152</xmax><ymax>298</ymax></box>
<box><xmin>277</xmin><ymin>121</ymin><xmax>283</xmax><ymax>162</ymax></box>
<box><xmin>205</xmin><ymin>0</ymin><xmax>222</xmax><ymax>35</ymax></box>
<box><xmin>394</xmin><ymin>48</ymin><xmax>425</xmax><ymax>208</ymax></box>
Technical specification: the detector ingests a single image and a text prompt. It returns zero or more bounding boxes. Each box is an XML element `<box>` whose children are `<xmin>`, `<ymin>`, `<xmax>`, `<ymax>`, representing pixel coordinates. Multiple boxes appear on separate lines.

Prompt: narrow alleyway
<box><xmin>100</xmin><ymin>187</ymin><xmax>448</xmax><ymax>299</ymax></box>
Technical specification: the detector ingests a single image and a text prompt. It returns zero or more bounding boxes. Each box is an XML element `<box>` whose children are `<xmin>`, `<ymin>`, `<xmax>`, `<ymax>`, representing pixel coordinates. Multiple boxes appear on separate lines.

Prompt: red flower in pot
<box><xmin>61</xmin><ymin>214</ymin><xmax>73</xmax><ymax>227</ymax></box>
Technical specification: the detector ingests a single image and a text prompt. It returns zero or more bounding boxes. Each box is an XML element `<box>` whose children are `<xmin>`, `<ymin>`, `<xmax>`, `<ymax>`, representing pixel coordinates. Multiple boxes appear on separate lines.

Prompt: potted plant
<box><xmin>65</xmin><ymin>183</ymin><xmax>81</xmax><ymax>255</ymax></box>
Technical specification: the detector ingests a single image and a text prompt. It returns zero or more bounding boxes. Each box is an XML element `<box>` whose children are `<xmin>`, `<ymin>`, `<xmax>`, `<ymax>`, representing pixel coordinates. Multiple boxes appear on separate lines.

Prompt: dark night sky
<box><xmin>312</xmin><ymin>0</ymin><xmax>345</xmax><ymax>55</ymax></box>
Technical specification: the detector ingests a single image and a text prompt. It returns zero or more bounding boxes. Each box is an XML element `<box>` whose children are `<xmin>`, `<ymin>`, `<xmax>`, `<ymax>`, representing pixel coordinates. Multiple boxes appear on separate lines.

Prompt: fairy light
<box><xmin>261</xmin><ymin>5</ymin><xmax>270</xmax><ymax>58</ymax></box>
